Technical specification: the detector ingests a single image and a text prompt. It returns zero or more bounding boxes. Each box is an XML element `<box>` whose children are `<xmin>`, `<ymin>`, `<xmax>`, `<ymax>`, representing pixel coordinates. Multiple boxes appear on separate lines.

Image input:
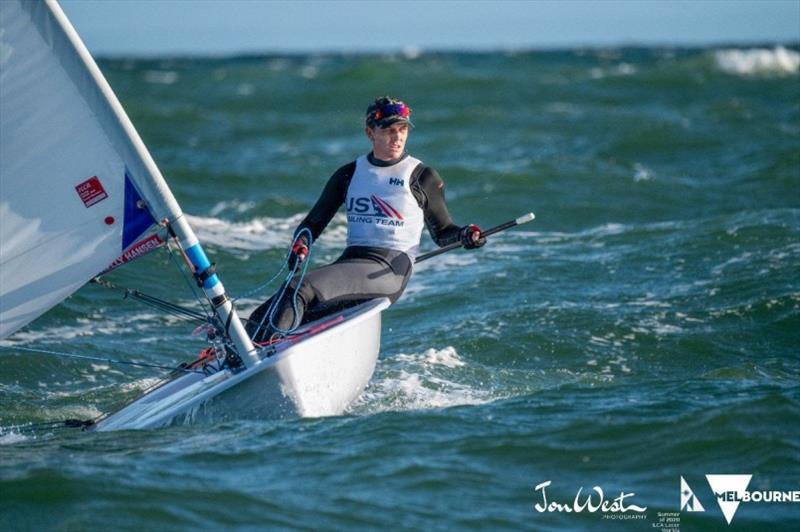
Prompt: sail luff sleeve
<box><xmin>40</xmin><ymin>1</ymin><xmax>259</xmax><ymax>365</ymax></box>
<box><xmin>0</xmin><ymin>1</ymin><xmax>258</xmax><ymax>365</ymax></box>
<box><xmin>38</xmin><ymin>0</ymin><xmax>180</xmax><ymax>220</ymax></box>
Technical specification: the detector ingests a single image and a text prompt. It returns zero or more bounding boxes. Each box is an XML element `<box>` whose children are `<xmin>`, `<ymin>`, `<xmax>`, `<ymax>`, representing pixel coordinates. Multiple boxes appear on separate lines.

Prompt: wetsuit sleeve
<box><xmin>414</xmin><ymin>166</ymin><xmax>462</xmax><ymax>247</ymax></box>
<box><xmin>294</xmin><ymin>162</ymin><xmax>355</xmax><ymax>241</ymax></box>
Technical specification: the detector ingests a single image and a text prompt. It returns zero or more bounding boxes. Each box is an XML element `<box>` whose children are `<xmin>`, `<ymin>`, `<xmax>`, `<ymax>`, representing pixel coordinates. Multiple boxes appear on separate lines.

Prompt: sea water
<box><xmin>1</xmin><ymin>46</ymin><xmax>799</xmax><ymax>530</ymax></box>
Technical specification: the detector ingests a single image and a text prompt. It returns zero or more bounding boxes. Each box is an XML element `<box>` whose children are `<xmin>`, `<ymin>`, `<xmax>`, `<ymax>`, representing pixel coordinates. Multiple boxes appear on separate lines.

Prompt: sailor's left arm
<box><xmin>414</xmin><ymin>166</ymin><xmax>485</xmax><ymax>249</ymax></box>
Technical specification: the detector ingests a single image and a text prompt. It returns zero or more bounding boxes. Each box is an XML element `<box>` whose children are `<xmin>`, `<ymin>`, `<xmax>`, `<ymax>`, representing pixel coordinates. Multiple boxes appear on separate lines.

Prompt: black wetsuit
<box><xmin>246</xmin><ymin>152</ymin><xmax>462</xmax><ymax>341</ymax></box>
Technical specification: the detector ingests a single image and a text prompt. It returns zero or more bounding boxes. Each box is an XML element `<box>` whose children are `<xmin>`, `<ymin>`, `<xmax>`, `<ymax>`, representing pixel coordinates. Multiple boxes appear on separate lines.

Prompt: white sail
<box><xmin>0</xmin><ymin>1</ymin><xmax>384</xmax><ymax>431</ymax></box>
<box><xmin>0</xmin><ymin>0</ymin><xmax>180</xmax><ymax>338</ymax></box>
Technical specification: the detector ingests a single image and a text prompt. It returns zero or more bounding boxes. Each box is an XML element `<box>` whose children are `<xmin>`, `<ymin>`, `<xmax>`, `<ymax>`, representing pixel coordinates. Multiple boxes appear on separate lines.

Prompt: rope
<box><xmin>165</xmin><ymin>237</ymin><xmax>214</xmax><ymax>320</ymax></box>
<box><xmin>232</xmin><ymin>227</ymin><xmax>311</xmax><ymax>302</ymax></box>
<box><xmin>3</xmin><ymin>418</ymin><xmax>94</xmax><ymax>434</ymax></box>
<box><xmin>250</xmin><ymin>228</ymin><xmax>315</xmax><ymax>339</ymax></box>
<box><xmin>0</xmin><ymin>344</ymin><xmax>205</xmax><ymax>374</ymax></box>
<box><xmin>233</xmin><ymin>255</ymin><xmax>289</xmax><ymax>302</ymax></box>
<box><xmin>126</xmin><ymin>289</ymin><xmax>206</xmax><ymax>322</ymax></box>
<box><xmin>91</xmin><ymin>278</ymin><xmax>207</xmax><ymax>323</ymax></box>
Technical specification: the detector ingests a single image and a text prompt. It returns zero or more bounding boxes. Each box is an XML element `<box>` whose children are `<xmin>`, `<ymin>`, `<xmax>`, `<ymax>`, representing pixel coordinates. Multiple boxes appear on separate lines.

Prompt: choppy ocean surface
<box><xmin>2</xmin><ymin>46</ymin><xmax>799</xmax><ymax>530</ymax></box>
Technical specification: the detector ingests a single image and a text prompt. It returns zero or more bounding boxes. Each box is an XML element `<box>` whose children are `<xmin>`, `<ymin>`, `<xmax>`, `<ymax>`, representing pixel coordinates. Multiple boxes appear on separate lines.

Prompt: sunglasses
<box><xmin>373</xmin><ymin>103</ymin><xmax>410</xmax><ymax>121</ymax></box>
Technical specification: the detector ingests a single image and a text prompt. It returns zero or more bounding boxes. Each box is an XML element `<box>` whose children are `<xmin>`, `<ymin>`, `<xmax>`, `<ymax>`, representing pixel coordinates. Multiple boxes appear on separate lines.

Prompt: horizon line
<box><xmin>93</xmin><ymin>40</ymin><xmax>800</xmax><ymax>61</ymax></box>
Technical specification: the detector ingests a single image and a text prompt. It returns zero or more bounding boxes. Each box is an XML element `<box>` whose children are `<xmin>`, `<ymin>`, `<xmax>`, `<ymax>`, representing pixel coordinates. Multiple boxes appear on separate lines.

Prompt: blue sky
<box><xmin>60</xmin><ymin>0</ymin><xmax>800</xmax><ymax>56</ymax></box>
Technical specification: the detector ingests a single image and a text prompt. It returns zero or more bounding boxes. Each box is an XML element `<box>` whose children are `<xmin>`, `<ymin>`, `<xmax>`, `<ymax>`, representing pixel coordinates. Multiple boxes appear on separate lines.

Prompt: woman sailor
<box><xmin>247</xmin><ymin>96</ymin><xmax>485</xmax><ymax>341</ymax></box>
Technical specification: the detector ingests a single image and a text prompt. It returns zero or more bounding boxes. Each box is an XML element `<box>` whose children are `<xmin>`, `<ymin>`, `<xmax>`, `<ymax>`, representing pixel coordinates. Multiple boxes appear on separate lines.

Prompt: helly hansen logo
<box><xmin>389</xmin><ymin>177</ymin><xmax>404</xmax><ymax>186</ymax></box>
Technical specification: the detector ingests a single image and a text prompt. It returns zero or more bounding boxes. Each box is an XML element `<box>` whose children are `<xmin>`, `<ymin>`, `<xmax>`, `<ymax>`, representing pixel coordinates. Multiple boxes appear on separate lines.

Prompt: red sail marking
<box><xmin>75</xmin><ymin>176</ymin><xmax>108</xmax><ymax>207</ymax></box>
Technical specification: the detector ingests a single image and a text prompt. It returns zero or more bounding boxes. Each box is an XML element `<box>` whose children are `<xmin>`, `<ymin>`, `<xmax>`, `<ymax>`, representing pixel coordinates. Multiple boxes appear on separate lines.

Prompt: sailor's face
<box><xmin>367</xmin><ymin>122</ymin><xmax>409</xmax><ymax>161</ymax></box>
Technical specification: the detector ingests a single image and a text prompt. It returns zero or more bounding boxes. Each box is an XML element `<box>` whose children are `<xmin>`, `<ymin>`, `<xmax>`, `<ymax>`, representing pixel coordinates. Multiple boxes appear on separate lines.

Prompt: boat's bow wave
<box><xmin>350</xmin><ymin>346</ymin><xmax>495</xmax><ymax>414</ymax></box>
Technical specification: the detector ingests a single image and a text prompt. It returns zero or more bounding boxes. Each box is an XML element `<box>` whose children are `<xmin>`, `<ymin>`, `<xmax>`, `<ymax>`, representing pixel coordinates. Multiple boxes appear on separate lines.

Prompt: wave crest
<box><xmin>185</xmin><ymin>213</ymin><xmax>347</xmax><ymax>251</ymax></box>
<box><xmin>713</xmin><ymin>46</ymin><xmax>800</xmax><ymax>76</ymax></box>
<box><xmin>351</xmin><ymin>346</ymin><xmax>493</xmax><ymax>414</ymax></box>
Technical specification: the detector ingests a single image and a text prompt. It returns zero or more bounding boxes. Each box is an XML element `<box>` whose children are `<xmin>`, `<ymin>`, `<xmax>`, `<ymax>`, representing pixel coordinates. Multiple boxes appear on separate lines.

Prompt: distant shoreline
<box><xmin>94</xmin><ymin>41</ymin><xmax>800</xmax><ymax>61</ymax></box>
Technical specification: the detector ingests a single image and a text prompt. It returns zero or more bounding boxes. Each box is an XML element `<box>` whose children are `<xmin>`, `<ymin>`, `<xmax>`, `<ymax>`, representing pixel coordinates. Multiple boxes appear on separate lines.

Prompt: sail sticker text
<box><xmin>75</xmin><ymin>176</ymin><xmax>108</xmax><ymax>207</ymax></box>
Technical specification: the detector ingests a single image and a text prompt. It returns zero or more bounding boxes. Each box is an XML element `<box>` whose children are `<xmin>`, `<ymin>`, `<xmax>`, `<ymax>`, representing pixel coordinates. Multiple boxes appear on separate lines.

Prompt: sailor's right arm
<box><xmin>294</xmin><ymin>161</ymin><xmax>356</xmax><ymax>242</ymax></box>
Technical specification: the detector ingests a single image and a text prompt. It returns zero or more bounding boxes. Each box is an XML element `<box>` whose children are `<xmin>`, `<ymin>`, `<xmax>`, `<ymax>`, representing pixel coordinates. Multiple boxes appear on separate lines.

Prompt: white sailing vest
<box><xmin>346</xmin><ymin>154</ymin><xmax>425</xmax><ymax>258</ymax></box>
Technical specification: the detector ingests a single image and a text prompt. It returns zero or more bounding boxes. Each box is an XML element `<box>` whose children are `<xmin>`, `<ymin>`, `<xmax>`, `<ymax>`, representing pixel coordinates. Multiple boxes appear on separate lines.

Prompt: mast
<box><xmin>3</xmin><ymin>1</ymin><xmax>259</xmax><ymax>365</ymax></box>
<box><xmin>169</xmin><ymin>217</ymin><xmax>259</xmax><ymax>366</ymax></box>
<box><xmin>43</xmin><ymin>0</ymin><xmax>259</xmax><ymax>366</ymax></box>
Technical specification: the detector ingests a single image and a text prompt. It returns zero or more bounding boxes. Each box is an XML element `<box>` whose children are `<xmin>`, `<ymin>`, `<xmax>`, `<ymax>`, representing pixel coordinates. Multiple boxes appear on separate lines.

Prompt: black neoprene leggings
<box><xmin>246</xmin><ymin>246</ymin><xmax>412</xmax><ymax>342</ymax></box>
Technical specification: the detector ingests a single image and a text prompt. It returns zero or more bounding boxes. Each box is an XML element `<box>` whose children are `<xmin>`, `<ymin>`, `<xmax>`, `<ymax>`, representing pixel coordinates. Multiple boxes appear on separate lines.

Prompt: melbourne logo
<box><xmin>680</xmin><ymin>476</ymin><xmax>705</xmax><ymax>512</ymax></box>
<box><xmin>347</xmin><ymin>195</ymin><xmax>405</xmax><ymax>227</ymax></box>
<box><xmin>533</xmin><ymin>480</ymin><xmax>647</xmax><ymax>520</ymax></box>
<box><xmin>682</xmin><ymin>474</ymin><xmax>800</xmax><ymax>525</ymax></box>
<box><xmin>706</xmin><ymin>474</ymin><xmax>752</xmax><ymax>524</ymax></box>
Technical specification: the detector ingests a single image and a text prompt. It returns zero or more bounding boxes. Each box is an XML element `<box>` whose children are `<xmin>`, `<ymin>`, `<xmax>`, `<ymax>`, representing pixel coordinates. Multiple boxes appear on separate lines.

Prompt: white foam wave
<box><xmin>267</xmin><ymin>58</ymin><xmax>291</xmax><ymax>72</ymax></box>
<box><xmin>0</xmin><ymin>428</ymin><xmax>29</xmax><ymax>445</ymax></box>
<box><xmin>186</xmin><ymin>213</ymin><xmax>299</xmax><ymax>250</ymax></box>
<box><xmin>300</xmin><ymin>65</ymin><xmax>318</xmax><ymax>79</ymax></box>
<box><xmin>351</xmin><ymin>346</ymin><xmax>493</xmax><ymax>414</ymax></box>
<box><xmin>633</xmin><ymin>162</ymin><xmax>655</xmax><ymax>182</ymax></box>
<box><xmin>1</xmin><ymin>323</ymin><xmax>95</xmax><ymax>345</ymax></box>
<box><xmin>0</xmin><ymin>403</ymin><xmax>105</xmax><ymax>444</ymax></box>
<box><xmin>396</xmin><ymin>346</ymin><xmax>466</xmax><ymax>368</ymax></box>
<box><xmin>413</xmin><ymin>251</ymin><xmax>477</xmax><ymax>272</ymax></box>
<box><xmin>714</xmin><ymin>46</ymin><xmax>800</xmax><ymax>76</ymax></box>
<box><xmin>711</xmin><ymin>251</ymin><xmax>754</xmax><ymax>276</ymax></box>
<box><xmin>209</xmin><ymin>200</ymin><xmax>257</xmax><ymax>216</ymax></box>
<box><xmin>185</xmin><ymin>213</ymin><xmax>347</xmax><ymax>251</ymax></box>
<box><xmin>402</xmin><ymin>46</ymin><xmax>423</xmax><ymax>60</ymax></box>
<box><xmin>590</xmin><ymin>63</ymin><xmax>637</xmax><ymax>79</ymax></box>
<box><xmin>57</xmin><ymin>404</ymin><xmax>104</xmax><ymax>420</ymax></box>
<box><xmin>632</xmin><ymin>317</ymin><xmax>683</xmax><ymax>336</ymax></box>
<box><xmin>236</xmin><ymin>83</ymin><xmax>255</xmax><ymax>96</ymax></box>
<box><xmin>119</xmin><ymin>377</ymin><xmax>164</xmax><ymax>393</ymax></box>
<box><xmin>0</xmin><ymin>310</ymin><xmax>178</xmax><ymax>345</ymax></box>
<box><xmin>143</xmin><ymin>70</ymin><xmax>179</xmax><ymax>85</ymax></box>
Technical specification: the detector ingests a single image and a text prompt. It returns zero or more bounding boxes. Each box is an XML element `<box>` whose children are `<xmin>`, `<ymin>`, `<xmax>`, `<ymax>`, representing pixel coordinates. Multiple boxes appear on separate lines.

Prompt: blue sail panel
<box><xmin>122</xmin><ymin>170</ymin><xmax>156</xmax><ymax>250</ymax></box>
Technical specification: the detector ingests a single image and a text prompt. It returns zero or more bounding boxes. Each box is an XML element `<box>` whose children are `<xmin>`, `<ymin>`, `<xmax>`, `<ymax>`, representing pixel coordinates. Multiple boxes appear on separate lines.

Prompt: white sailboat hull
<box><xmin>94</xmin><ymin>298</ymin><xmax>390</xmax><ymax>431</ymax></box>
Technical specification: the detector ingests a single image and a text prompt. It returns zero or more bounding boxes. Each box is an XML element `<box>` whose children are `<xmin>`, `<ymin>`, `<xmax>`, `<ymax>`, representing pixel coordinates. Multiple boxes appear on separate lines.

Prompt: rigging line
<box><xmin>253</xmin><ymin>228</ymin><xmax>314</xmax><ymax>339</ymax></box>
<box><xmin>3</xmin><ymin>419</ymin><xmax>93</xmax><ymax>433</ymax></box>
<box><xmin>232</xmin><ymin>262</ymin><xmax>287</xmax><ymax>302</ymax></box>
<box><xmin>91</xmin><ymin>278</ymin><xmax>207</xmax><ymax>322</ymax></box>
<box><xmin>274</xmin><ymin>228</ymin><xmax>314</xmax><ymax>333</ymax></box>
<box><xmin>125</xmin><ymin>290</ymin><xmax>206</xmax><ymax>322</ymax></box>
<box><xmin>0</xmin><ymin>345</ymin><xmax>205</xmax><ymax>374</ymax></box>
<box><xmin>164</xmin><ymin>238</ymin><xmax>213</xmax><ymax>319</ymax></box>
<box><xmin>232</xmin><ymin>240</ymin><xmax>296</xmax><ymax>301</ymax></box>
